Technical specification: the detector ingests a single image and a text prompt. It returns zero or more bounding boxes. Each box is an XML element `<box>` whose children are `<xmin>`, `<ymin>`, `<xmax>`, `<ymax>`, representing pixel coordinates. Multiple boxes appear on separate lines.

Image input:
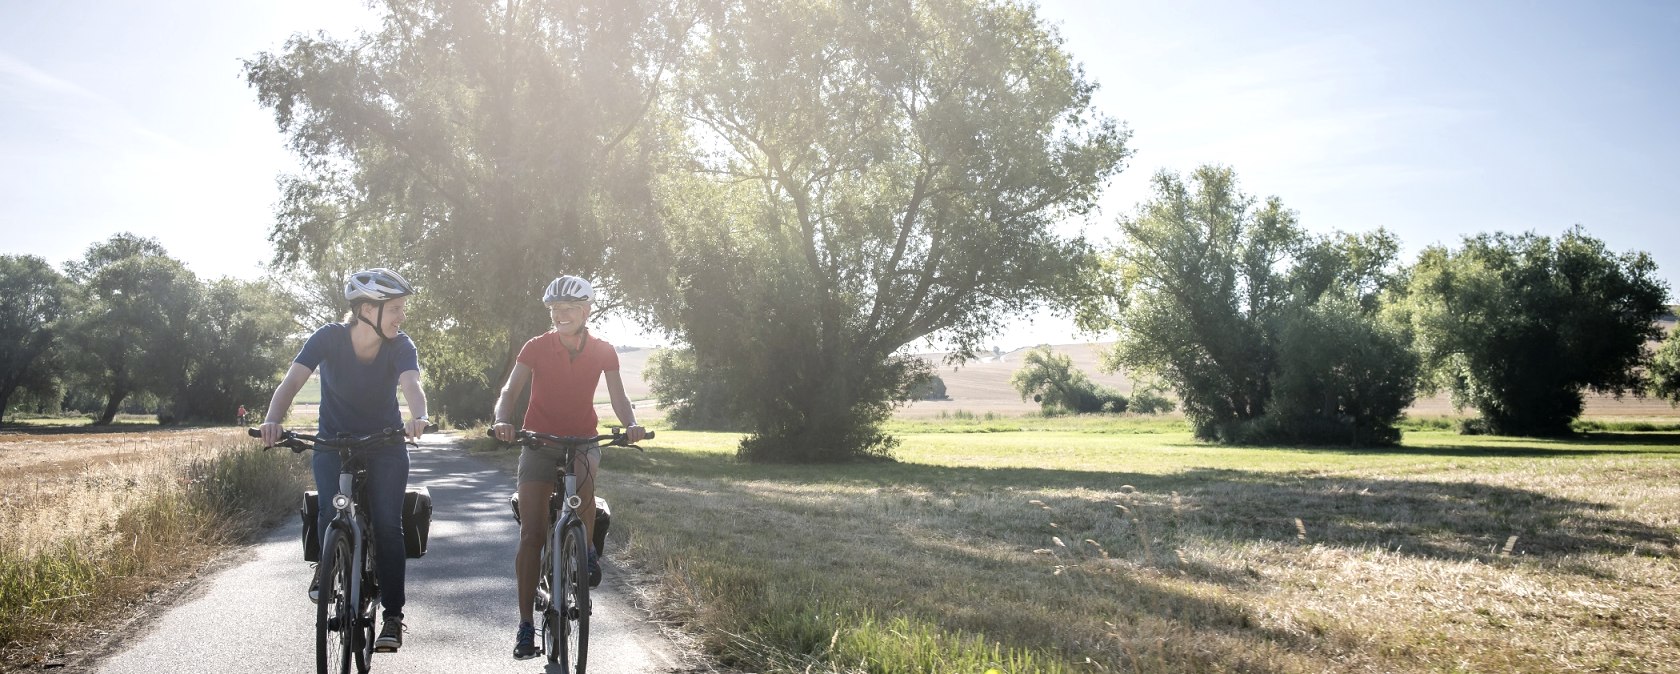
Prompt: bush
<box><xmin>1127</xmin><ymin>381</ymin><xmax>1176</xmax><ymax>415</ymax></box>
<box><xmin>909</xmin><ymin>374</ymin><xmax>948</xmax><ymax>401</ymax></box>
<box><xmin>1011</xmin><ymin>347</ymin><xmax>1126</xmax><ymax>415</ymax></box>
<box><xmin>1252</xmin><ymin>298</ymin><xmax>1418</xmax><ymax>446</ymax></box>
<box><xmin>644</xmin><ymin>348</ymin><xmax>750</xmax><ymax>431</ymax></box>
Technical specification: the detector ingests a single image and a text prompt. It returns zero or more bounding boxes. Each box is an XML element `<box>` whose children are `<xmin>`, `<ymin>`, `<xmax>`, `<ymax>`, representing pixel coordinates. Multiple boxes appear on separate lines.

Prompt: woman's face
<box><xmin>360</xmin><ymin>297</ymin><xmax>407</xmax><ymax>334</ymax></box>
<box><xmin>547</xmin><ymin>300</ymin><xmax>590</xmax><ymax>335</ymax></box>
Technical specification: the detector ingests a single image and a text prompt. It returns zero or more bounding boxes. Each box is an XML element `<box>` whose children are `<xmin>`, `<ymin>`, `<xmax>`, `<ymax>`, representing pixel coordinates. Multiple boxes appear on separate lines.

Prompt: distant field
<box><xmin>902</xmin><ymin>342</ymin><xmax>1680</xmax><ymax>420</ymax></box>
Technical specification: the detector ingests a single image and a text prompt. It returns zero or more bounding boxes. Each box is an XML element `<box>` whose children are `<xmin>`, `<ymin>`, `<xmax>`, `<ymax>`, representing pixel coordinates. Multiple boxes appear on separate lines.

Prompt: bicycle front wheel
<box><xmin>542</xmin><ymin>532</ymin><xmax>560</xmax><ymax>664</ymax></box>
<box><xmin>317</xmin><ymin>530</ymin><xmax>355</xmax><ymax>674</ymax></box>
<box><xmin>560</xmin><ymin>523</ymin><xmax>591</xmax><ymax>674</ymax></box>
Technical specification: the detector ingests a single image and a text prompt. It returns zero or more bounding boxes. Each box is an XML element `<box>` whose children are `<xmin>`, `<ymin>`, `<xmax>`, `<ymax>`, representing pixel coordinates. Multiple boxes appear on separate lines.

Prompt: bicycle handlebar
<box><xmin>246</xmin><ymin>427</ymin><xmax>429</xmax><ymax>453</ymax></box>
<box><xmin>484</xmin><ymin>427</ymin><xmax>653</xmax><ymax>449</ymax></box>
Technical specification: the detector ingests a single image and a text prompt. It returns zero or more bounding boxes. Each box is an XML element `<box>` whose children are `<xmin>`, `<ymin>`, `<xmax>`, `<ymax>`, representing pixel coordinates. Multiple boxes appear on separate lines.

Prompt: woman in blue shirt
<box><xmin>260</xmin><ymin>267</ymin><xmax>430</xmax><ymax>653</ymax></box>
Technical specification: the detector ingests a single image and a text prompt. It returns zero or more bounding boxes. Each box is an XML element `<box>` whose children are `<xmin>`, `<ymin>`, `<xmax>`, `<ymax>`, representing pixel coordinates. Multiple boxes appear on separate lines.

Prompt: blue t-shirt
<box><xmin>294</xmin><ymin>323</ymin><xmax>421</xmax><ymax>439</ymax></box>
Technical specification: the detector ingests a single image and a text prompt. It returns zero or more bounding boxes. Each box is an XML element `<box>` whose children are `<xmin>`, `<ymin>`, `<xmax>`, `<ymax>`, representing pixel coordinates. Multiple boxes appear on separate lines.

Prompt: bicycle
<box><xmin>488</xmin><ymin>427</ymin><xmax>651</xmax><ymax>672</ymax></box>
<box><xmin>251</xmin><ymin>427</ymin><xmax>421</xmax><ymax>674</ymax></box>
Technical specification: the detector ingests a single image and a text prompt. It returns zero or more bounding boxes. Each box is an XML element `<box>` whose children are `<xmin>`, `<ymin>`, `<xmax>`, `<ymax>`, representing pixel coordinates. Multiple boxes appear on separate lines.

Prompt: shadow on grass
<box><xmin>1267</xmin><ymin>430</ymin><xmax>1680</xmax><ymax>457</ymax></box>
<box><xmin>610</xmin><ymin>460</ymin><xmax>1309</xmax><ymax>673</ymax></box>
<box><xmin>596</xmin><ymin>434</ymin><xmax>1680</xmax><ymax>671</ymax></box>
<box><xmin>619</xmin><ymin>435</ymin><xmax>1679</xmax><ymax>565</ymax></box>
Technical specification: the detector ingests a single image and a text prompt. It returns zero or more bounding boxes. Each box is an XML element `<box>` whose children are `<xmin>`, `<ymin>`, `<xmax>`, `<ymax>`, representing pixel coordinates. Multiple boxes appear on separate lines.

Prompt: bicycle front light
<box><xmin>332</xmin><ymin>494</ymin><xmax>352</xmax><ymax>510</ymax></box>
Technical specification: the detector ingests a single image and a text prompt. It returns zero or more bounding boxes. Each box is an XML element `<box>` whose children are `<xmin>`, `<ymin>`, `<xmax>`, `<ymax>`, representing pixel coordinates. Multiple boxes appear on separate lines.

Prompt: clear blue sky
<box><xmin>4</xmin><ymin>1</ymin><xmax>1677</xmax><ymax>349</ymax></box>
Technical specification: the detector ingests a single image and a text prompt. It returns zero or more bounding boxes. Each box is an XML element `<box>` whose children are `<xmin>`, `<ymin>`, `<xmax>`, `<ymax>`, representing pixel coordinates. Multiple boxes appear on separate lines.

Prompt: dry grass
<box><xmin>0</xmin><ymin>427</ymin><xmax>309</xmax><ymax>669</ymax></box>
<box><xmin>576</xmin><ymin>423</ymin><xmax>1680</xmax><ymax>673</ymax></box>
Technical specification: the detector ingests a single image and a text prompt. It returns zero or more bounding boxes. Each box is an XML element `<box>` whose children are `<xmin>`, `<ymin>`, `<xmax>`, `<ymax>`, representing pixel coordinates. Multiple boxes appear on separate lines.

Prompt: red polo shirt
<box><xmin>517</xmin><ymin>330</ymin><xmax>620</xmax><ymax>437</ymax></box>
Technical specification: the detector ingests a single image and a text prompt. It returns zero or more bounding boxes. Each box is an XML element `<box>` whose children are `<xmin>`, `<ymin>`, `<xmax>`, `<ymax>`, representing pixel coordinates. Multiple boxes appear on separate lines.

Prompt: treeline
<box><xmin>1069</xmin><ymin>166</ymin><xmax>1675</xmax><ymax>444</ymax></box>
<box><xmin>12</xmin><ymin>0</ymin><xmax>1676</xmax><ymax>455</ymax></box>
<box><xmin>1</xmin><ymin>235</ymin><xmax>296</xmax><ymax>424</ymax></box>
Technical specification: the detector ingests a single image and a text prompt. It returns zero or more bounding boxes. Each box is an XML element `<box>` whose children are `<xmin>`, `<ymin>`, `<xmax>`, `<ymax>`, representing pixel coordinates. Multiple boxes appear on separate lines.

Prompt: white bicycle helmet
<box><xmin>344</xmin><ymin>268</ymin><xmax>415</xmax><ymax>303</ymax></box>
<box><xmin>543</xmin><ymin>275</ymin><xmax>594</xmax><ymax>303</ymax></box>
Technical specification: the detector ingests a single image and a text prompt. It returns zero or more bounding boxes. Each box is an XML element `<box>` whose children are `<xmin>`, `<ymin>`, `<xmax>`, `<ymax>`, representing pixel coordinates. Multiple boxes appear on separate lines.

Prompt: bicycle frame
<box><xmin>492</xmin><ymin>427</ymin><xmax>649</xmax><ymax>670</ymax></box>
<box><xmin>251</xmin><ymin>427</ymin><xmax>413</xmax><ymax>674</ymax></box>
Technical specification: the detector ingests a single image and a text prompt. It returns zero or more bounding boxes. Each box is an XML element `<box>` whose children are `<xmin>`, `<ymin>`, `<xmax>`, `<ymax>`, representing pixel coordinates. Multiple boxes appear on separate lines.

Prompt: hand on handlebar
<box><xmin>259</xmin><ymin>421</ymin><xmax>285</xmax><ymax>448</ymax></box>
<box><xmin>492</xmin><ymin>421</ymin><xmax>517</xmax><ymax>443</ymax></box>
<box><xmin>623</xmin><ymin>424</ymin><xmax>646</xmax><ymax>444</ymax></box>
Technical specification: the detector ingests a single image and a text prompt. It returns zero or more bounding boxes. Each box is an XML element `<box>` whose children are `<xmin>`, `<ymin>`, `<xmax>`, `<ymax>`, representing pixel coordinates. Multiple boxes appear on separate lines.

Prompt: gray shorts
<box><xmin>516</xmin><ymin>443</ymin><xmax>600</xmax><ymax>484</ymax></box>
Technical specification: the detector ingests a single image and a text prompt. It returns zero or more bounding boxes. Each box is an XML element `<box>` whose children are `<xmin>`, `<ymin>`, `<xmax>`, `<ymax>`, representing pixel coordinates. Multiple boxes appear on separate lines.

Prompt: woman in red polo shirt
<box><xmin>489</xmin><ymin>275</ymin><xmax>644</xmax><ymax>660</ymax></box>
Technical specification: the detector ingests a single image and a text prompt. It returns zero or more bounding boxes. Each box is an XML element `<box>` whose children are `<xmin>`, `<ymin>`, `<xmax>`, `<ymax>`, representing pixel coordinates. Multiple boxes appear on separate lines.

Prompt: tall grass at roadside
<box><xmin>602</xmin><ymin>423</ymin><xmax>1680</xmax><ymax>673</ymax></box>
<box><xmin>0</xmin><ymin>438</ymin><xmax>308</xmax><ymax>667</ymax></box>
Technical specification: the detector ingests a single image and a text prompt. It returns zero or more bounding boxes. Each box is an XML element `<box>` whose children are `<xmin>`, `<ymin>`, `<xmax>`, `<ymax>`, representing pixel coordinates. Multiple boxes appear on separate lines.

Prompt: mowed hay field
<box><xmin>599</xmin><ymin>424</ymin><xmax>1680</xmax><ymax>673</ymax></box>
<box><xmin>0</xmin><ymin>427</ymin><xmax>308</xmax><ymax>668</ymax></box>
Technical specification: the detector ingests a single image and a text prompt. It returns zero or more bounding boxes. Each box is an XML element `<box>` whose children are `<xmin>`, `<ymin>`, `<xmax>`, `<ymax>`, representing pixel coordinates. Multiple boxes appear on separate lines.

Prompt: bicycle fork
<box><xmin>327</xmin><ymin>472</ymin><xmax>372</xmax><ymax>632</ymax></box>
<box><xmin>537</xmin><ymin>474</ymin><xmax>582</xmax><ymax>611</ymax></box>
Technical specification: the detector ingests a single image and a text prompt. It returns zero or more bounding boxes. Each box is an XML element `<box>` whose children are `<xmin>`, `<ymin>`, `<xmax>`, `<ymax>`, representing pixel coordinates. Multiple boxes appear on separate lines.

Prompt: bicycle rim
<box><xmin>563</xmin><ymin>525</ymin><xmax>590</xmax><ymax>674</ymax></box>
<box><xmin>318</xmin><ymin>533</ymin><xmax>354</xmax><ymax>674</ymax></box>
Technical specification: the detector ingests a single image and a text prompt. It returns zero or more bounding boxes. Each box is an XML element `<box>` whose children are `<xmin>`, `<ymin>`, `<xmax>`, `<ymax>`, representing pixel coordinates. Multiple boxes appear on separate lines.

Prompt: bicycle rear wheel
<box><xmin>317</xmin><ymin>531</ymin><xmax>355</xmax><ymax>674</ymax></box>
<box><xmin>559</xmin><ymin>523</ymin><xmax>590</xmax><ymax>674</ymax></box>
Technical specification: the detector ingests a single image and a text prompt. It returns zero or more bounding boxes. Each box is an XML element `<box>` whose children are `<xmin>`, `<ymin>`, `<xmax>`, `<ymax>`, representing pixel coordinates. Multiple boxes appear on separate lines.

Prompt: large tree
<box><xmin>654</xmin><ymin>0</ymin><xmax>1129</xmax><ymax>461</ymax></box>
<box><xmin>1077</xmin><ymin>166</ymin><xmax>1416</xmax><ymax>444</ymax></box>
<box><xmin>1650</xmin><ymin>322</ymin><xmax>1680</xmax><ymax>405</ymax></box>
<box><xmin>0</xmin><ymin>255</ymin><xmax>69</xmax><ymax>421</ymax></box>
<box><xmin>61</xmin><ymin>234</ymin><xmax>201</xmax><ymax>424</ymax></box>
<box><xmin>1395</xmin><ymin>228</ymin><xmax>1669</xmax><ymax>436</ymax></box>
<box><xmin>244</xmin><ymin>0</ymin><xmax>692</xmax><ymax>423</ymax></box>
<box><xmin>167</xmin><ymin>279</ymin><xmax>300</xmax><ymax>423</ymax></box>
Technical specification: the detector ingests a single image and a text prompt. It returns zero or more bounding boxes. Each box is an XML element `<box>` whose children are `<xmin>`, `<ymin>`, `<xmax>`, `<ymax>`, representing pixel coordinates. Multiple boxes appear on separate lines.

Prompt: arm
<box><xmin>492</xmin><ymin>362</ymin><xmax>534</xmax><ymax>442</ymax></box>
<box><xmin>603</xmin><ymin>370</ymin><xmax>644</xmax><ymax>443</ymax></box>
<box><xmin>260</xmin><ymin>362</ymin><xmax>314</xmax><ymax>446</ymax></box>
<box><xmin>399</xmin><ymin>369</ymin><xmax>429</xmax><ymax>439</ymax></box>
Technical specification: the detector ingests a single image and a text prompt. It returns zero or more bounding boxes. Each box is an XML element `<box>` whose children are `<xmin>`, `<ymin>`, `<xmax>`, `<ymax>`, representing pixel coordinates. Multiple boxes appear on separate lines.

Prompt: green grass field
<box><xmin>572</xmin><ymin>417</ymin><xmax>1680</xmax><ymax>673</ymax></box>
<box><xmin>294</xmin><ymin>376</ymin><xmax>321</xmax><ymax>405</ymax></box>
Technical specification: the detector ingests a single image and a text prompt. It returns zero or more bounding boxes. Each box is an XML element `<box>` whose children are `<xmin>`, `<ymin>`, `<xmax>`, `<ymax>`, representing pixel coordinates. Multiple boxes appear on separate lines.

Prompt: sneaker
<box><xmin>374</xmin><ymin>616</ymin><xmax>404</xmax><ymax>652</ymax></box>
<box><xmin>588</xmin><ymin>549</ymin><xmax>602</xmax><ymax>588</ymax></box>
<box><xmin>512</xmin><ymin>621</ymin><xmax>539</xmax><ymax>660</ymax></box>
<box><xmin>308</xmin><ymin>564</ymin><xmax>320</xmax><ymax>603</ymax></box>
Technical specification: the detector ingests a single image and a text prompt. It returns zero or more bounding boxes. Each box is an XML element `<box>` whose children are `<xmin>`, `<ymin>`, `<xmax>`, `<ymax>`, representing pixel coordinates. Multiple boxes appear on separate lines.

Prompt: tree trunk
<box><xmin>98</xmin><ymin>389</ymin><xmax>127</xmax><ymax>425</ymax></box>
<box><xmin>0</xmin><ymin>385</ymin><xmax>14</xmax><ymax>424</ymax></box>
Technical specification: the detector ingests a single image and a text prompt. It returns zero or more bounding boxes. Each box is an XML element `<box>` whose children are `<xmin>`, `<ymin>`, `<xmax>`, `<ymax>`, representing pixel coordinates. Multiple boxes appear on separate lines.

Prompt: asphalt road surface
<box><xmin>93</xmin><ymin>435</ymin><xmax>689</xmax><ymax>674</ymax></box>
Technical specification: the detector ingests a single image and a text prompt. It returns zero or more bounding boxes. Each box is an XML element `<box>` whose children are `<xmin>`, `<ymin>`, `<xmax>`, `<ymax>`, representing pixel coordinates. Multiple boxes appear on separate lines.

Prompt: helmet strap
<box><xmin>355</xmin><ymin>302</ymin><xmax>395</xmax><ymax>341</ymax></box>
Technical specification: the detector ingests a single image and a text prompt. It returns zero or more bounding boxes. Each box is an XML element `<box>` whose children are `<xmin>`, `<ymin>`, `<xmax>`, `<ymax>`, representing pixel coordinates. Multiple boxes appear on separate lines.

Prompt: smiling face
<box><xmin>356</xmin><ymin>296</ymin><xmax>408</xmax><ymax>335</ymax></box>
<box><xmin>546</xmin><ymin>300</ymin><xmax>590</xmax><ymax>336</ymax></box>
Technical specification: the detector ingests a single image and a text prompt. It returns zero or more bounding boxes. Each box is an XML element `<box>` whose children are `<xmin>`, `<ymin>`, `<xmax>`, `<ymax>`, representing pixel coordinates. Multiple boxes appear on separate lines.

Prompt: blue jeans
<box><xmin>314</xmin><ymin>444</ymin><xmax>410</xmax><ymax>619</ymax></box>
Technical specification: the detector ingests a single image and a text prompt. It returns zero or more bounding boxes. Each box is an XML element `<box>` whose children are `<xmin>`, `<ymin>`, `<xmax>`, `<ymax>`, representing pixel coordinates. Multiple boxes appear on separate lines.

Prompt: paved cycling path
<box><xmin>93</xmin><ymin>434</ymin><xmax>691</xmax><ymax>674</ymax></box>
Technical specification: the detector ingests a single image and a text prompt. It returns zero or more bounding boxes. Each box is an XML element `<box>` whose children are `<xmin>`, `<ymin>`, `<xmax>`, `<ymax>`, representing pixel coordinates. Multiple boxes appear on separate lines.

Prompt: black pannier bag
<box><xmin>302</xmin><ymin>487</ymin><xmax>433</xmax><ymax>560</ymax></box>
<box><xmin>300</xmin><ymin>490</ymin><xmax>321</xmax><ymax>562</ymax></box>
<box><xmin>403</xmin><ymin>485</ymin><xmax>433</xmax><ymax>558</ymax></box>
<box><xmin>507</xmin><ymin>493</ymin><xmax>612</xmax><ymax>553</ymax></box>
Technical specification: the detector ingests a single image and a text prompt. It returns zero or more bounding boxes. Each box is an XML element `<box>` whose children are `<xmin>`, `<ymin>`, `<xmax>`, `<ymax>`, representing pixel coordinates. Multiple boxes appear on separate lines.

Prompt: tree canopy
<box><xmin>0</xmin><ymin>255</ymin><xmax>69</xmax><ymax>420</ymax></box>
<box><xmin>1650</xmin><ymin>323</ymin><xmax>1680</xmax><ymax>405</ymax></box>
<box><xmin>1394</xmin><ymin>228</ymin><xmax>1670</xmax><ymax>436</ymax></box>
<box><xmin>1077</xmin><ymin>165</ymin><xmax>1416</xmax><ymax>445</ymax></box>
<box><xmin>652</xmin><ymin>0</ymin><xmax>1129</xmax><ymax>461</ymax></box>
<box><xmin>60</xmin><ymin>234</ymin><xmax>201</xmax><ymax>424</ymax></box>
<box><xmin>244</xmin><ymin>0</ymin><xmax>693</xmax><ymax>423</ymax></box>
